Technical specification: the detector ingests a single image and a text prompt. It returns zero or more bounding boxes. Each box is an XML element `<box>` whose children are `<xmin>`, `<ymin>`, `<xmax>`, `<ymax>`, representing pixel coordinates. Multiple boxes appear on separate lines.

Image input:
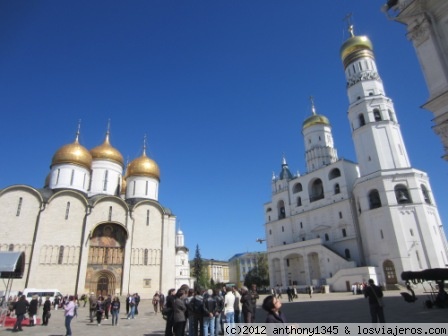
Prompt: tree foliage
<box><xmin>192</xmin><ymin>244</ymin><xmax>207</xmax><ymax>290</ymax></box>
<box><xmin>244</xmin><ymin>253</ymin><xmax>269</xmax><ymax>288</ymax></box>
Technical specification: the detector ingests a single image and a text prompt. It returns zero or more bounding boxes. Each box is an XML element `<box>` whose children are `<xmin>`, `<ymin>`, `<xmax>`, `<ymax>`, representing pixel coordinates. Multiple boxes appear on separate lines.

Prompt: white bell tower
<box><xmin>342</xmin><ymin>25</ymin><xmax>411</xmax><ymax>177</ymax></box>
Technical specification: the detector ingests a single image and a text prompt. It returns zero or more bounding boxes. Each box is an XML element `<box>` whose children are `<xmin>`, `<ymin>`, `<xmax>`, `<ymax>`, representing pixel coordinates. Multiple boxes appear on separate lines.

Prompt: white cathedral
<box><xmin>0</xmin><ymin>128</ymin><xmax>191</xmax><ymax>298</ymax></box>
<box><xmin>264</xmin><ymin>27</ymin><xmax>448</xmax><ymax>292</ymax></box>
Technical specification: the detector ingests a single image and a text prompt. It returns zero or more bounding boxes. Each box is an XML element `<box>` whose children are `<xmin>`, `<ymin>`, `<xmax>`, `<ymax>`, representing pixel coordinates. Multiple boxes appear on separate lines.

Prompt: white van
<box><xmin>22</xmin><ymin>288</ymin><xmax>62</xmax><ymax>304</ymax></box>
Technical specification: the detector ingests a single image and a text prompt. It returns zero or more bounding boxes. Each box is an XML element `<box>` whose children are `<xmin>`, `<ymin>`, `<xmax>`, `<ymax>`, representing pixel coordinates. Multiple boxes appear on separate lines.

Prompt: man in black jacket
<box><xmin>249</xmin><ymin>284</ymin><xmax>259</xmax><ymax>323</ymax></box>
<box><xmin>364</xmin><ymin>279</ymin><xmax>385</xmax><ymax>323</ymax></box>
<box><xmin>203</xmin><ymin>289</ymin><xmax>218</xmax><ymax>336</ymax></box>
<box><xmin>12</xmin><ymin>295</ymin><xmax>29</xmax><ymax>332</ymax></box>
<box><xmin>240</xmin><ymin>286</ymin><xmax>253</xmax><ymax>323</ymax></box>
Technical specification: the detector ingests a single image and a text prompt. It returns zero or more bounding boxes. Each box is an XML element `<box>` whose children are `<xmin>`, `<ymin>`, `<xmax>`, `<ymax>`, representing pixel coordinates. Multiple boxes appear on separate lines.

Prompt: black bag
<box><xmin>161</xmin><ymin>306</ymin><xmax>172</xmax><ymax>320</ymax></box>
<box><xmin>47</xmin><ymin>312</ymin><xmax>51</xmax><ymax>319</ymax></box>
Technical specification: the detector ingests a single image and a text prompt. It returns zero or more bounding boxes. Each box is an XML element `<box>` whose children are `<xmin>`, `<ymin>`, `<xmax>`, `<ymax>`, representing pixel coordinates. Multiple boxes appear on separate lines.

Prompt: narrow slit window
<box><xmin>70</xmin><ymin>169</ymin><xmax>75</xmax><ymax>186</ymax></box>
<box><xmin>103</xmin><ymin>170</ymin><xmax>109</xmax><ymax>191</ymax></box>
<box><xmin>146</xmin><ymin>210</ymin><xmax>150</xmax><ymax>226</ymax></box>
<box><xmin>108</xmin><ymin>206</ymin><xmax>113</xmax><ymax>221</ymax></box>
<box><xmin>65</xmin><ymin>202</ymin><xmax>70</xmax><ymax>220</ymax></box>
<box><xmin>16</xmin><ymin>197</ymin><xmax>23</xmax><ymax>217</ymax></box>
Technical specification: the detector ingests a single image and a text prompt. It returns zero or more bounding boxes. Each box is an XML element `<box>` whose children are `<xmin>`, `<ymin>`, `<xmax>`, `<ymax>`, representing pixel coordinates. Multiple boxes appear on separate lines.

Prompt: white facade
<box><xmin>264</xmin><ymin>27</ymin><xmax>448</xmax><ymax>292</ymax></box>
<box><xmin>0</xmin><ymin>130</ymin><xmax>184</xmax><ymax>299</ymax></box>
<box><xmin>383</xmin><ymin>0</ymin><xmax>448</xmax><ymax>160</ymax></box>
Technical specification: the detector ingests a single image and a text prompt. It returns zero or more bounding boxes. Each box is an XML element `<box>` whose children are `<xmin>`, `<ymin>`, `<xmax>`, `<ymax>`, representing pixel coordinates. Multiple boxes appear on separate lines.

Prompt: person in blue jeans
<box><xmin>127</xmin><ymin>294</ymin><xmax>136</xmax><ymax>319</ymax></box>
<box><xmin>111</xmin><ymin>296</ymin><xmax>121</xmax><ymax>326</ymax></box>
<box><xmin>203</xmin><ymin>289</ymin><xmax>219</xmax><ymax>336</ymax></box>
<box><xmin>64</xmin><ymin>295</ymin><xmax>76</xmax><ymax>336</ymax></box>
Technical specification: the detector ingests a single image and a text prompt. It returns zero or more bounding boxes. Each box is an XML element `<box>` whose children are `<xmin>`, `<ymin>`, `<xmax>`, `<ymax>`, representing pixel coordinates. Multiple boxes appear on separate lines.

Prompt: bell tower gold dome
<box><xmin>127</xmin><ymin>148</ymin><xmax>160</xmax><ymax>180</ymax></box>
<box><xmin>51</xmin><ymin>131</ymin><xmax>92</xmax><ymax>169</ymax></box>
<box><xmin>90</xmin><ymin>131</ymin><xmax>124</xmax><ymax>166</ymax></box>
<box><xmin>340</xmin><ymin>25</ymin><xmax>373</xmax><ymax>69</ymax></box>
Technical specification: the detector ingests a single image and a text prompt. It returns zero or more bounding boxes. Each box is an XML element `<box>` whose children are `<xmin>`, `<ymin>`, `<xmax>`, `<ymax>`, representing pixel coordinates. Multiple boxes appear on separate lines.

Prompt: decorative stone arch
<box><xmin>271</xmin><ymin>258</ymin><xmax>282</xmax><ymax>287</ymax></box>
<box><xmin>394</xmin><ymin>184</ymin><xmax>412</xmax><ymax>204</ymax></box>
<box><xmin>307</xmin><ymin>252</ymin><xmax>321</xmax><ymax>284</ymax></box>
<box><xmin>368</xmin><ymin>189</ymin><xmax>382</xmax><ymax>209</ymax></box>
<box><xmin>85</xmin><ymin>223</ymin><xmax>127</xmax><ymax>296</ymax></box>
<box><xmin>328</xmin><ymin>168</ymin><xmax>341</xmax><ymax>180</ymax></box>
<box><xmin>284</xmin><ymin>253</ymin><xmax>306</xmax><ymax>286</ymax></box>
<box><xmin>89</xmin><ymin>269</ymin><xmax>117</xmax><ymax>297</ymax></box>
<box><xmin>277</xmin><ymin>200</ymin><xmax>286</xmax><ymax>219</ymax></box>
<box><xmin>309</xmin><ymin>178</ymin><xmax>324</xmax><ymax>202</ymax></box>
<box><xmin>292</xmin><ymin>183</ymin><xmax>303</xmax><ymax>193</ymax></box>
<box><xmin>383</xmin><ymin>259</ymin><xmax>397</xmax><ymax>285</ymax></box>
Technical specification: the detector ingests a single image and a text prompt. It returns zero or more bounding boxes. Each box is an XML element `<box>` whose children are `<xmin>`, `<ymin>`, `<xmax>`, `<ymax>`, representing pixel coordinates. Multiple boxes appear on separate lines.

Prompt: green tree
<box><xmin>192</xmin><ymin>244</ymin><xmax>204</xmax><ymax>290</ymax></box>
<box><xmin>244</xmin><ymin>253</ymin><xmax>269</xmax><ymax>288</ymax></box>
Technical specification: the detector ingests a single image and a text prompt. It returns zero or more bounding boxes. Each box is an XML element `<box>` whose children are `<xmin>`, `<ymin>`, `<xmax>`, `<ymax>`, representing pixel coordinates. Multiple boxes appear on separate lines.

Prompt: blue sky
<box><xmin>1</xmin><ymin>0</ymin><xmax>446</xmax><ymax>261</ymax></box>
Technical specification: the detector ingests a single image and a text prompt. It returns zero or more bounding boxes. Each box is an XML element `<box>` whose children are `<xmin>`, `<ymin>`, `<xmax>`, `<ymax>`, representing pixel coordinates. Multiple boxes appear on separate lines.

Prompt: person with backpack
<box><xmin>110</xmin><ymin>296</ymin><xmax>120</xmax><ymax>326</ymax></box>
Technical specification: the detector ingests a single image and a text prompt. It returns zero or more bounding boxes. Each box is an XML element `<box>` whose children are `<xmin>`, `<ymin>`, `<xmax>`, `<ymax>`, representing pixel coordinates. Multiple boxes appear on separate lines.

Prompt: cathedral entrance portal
<box><xmin>85</xmin><ymin>223</ymin><xmax>127</xmax><ymax>295</ymax></box>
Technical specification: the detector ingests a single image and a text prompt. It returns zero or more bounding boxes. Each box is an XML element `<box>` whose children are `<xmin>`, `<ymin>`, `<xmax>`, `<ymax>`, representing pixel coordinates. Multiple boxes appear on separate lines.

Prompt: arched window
<box><xmin>293</xmin><ymin>183</ymin><xmax>303</xmax><ymax>193</ymax></box>
<box><xmin>309</xmin><ymin>179</ymin><xmax>324</xmax><ymax>202</ymax></box>
<box><xmin>345</xmin><ymin>249</ymin><xmax>351</xmax><ymax>259</ymax></box>
<box><xmin>395</xmin><ymin>184</ymin><xmax>412</xmax><ymax>204</ymax></box>
<box><xmin>334</xmin><ymin>183</ymin><xmax>340</xmax><ymax>194</ymax></box>
<box><xmin>297</xmin><ymin>197</ymin><xmax>302</xmax><ymax>207</ymax></box>
<box><xmin>359</xmin><ymin>114</ymin><xmax>365</xmax><ymax>127</ymax></box>
<box><xmin>277</xmin><ymin>200</ymin><xmax>286</xmax><ymax>219</ymax></box>
<box><xmin>342</xmin><ymin>228</ymin><xmax>347</xmax><ymax>237</ymax></box>
<box><xmin>373</xmin><ymin>108</ymin><xmax>382</xmax><ymax>121</ymax></box>
<box><xmin>266</xmin><ymin>208</ymin><xmax>272</xmax><ymax>212</ymax></box>
<box><xmin>329</xmin><ymin>168</ymin><xmax>341</xmax><ymax>180</ymax></box>
<box><xmin>368</xmin><ymin>189</ymin><xmax>382</xmax><ymax>209</ymax></box>
<box><xmin>325</xmin><ymin>233</ymin><xmax>329</xmax><ymax>241</ymax></box>
<box><xmin>421</xmin><ymin>185</ymin><xmax>431</xmax><ymax>204</ymax></box>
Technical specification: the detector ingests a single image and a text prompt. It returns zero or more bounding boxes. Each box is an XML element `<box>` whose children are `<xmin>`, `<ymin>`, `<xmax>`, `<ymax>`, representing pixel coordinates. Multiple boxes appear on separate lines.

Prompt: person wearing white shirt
<box><xmin>224</xmin><ymin>287</ymin><xmax>235</xmax><ymax>327</ymax></box>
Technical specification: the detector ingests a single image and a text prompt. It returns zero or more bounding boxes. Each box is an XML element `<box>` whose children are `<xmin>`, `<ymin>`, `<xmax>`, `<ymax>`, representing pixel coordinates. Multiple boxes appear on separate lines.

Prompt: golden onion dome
<box><xmin>51</xmin><ymin>133</ymin><xmax>92</xmax><ymax>169</ymax></box>
<box><xmin>90</xmin><ymin>132</ymin><xmax>124</xmax><ymax>166</ymax></box>
<box><xmin>302</xmin><ymin>97</ymin><xmax>330</xmax><ymax>130</ymax></box>
<box><xmin>340</xmin><ymin>26</ymin><xmax>373</xmax><ymax>68</ymax></box>
<box><xmin>302</xmin><ymin>114</ymin><xmax>330</xmax><ymax>130</ymax></box>
<box><xmin>127</xmin><ymin>150</ymin><xmax>160</xmax><ymax>180</ymax></box>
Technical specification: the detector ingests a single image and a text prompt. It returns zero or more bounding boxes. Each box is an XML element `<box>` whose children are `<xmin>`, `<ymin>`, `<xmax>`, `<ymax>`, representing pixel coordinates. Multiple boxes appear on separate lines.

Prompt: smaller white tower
<box><xmin>302</xmin><ymin>97</ymin><xmax>338</xmax><ymax>173</ymax></box>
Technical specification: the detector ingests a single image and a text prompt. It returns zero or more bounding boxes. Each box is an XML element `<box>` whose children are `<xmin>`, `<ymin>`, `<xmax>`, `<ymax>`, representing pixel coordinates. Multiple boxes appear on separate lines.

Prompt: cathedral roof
<box><xmin>90</xmin><ymin>131</ymin><xmax>124</xmax><ymax>166</ymax></box>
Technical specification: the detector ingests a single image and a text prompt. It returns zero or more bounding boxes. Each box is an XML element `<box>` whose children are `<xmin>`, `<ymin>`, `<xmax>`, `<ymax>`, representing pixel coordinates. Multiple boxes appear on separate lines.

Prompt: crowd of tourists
<box><xmin>161</xmin><ymin>284</ymin><xmax>260</xmax><ymax>336</ymax></box>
